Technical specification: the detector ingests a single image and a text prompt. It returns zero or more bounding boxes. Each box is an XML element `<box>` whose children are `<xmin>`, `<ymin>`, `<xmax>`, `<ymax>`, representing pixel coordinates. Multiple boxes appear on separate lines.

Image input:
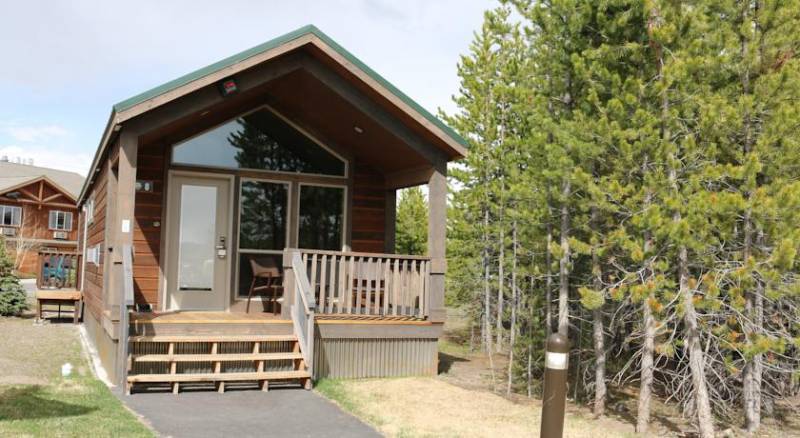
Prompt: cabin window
<box><xmin>0</xmin><ymin>205</ymin><xmax>22</xmax><ymax>227</ymax></box>
<box><xmin>84</xmin><ymin>198</ymin><xmax>95</xmax><ymax>224</ymax></box>
<box><xmin>237</xmin><ymin>180</ymin><xmax>288</xmax><ymax>297</ymax></box>
<box><xmin>298</xmin><ymin>185</ymin><xmax>344</xmax><ymax>251</ymax></box>
<box><xmin>49</xmin><ymin>211</ymin><xmax>73</xmax><ymax>231</ymax></box>
<box><xmin>171</xmin><ymin>107</ymin><xmax>346</xmax><ymax>176</ymax></box>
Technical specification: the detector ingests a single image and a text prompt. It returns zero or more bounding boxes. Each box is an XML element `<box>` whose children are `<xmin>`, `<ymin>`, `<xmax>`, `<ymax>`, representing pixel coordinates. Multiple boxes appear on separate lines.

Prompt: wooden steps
<box><xmin>129</xmin><ymin>334</ymin><xmax>297</xmax><ymax>343</ymax></box>
<box><xmin>133</xmin><ymin>352</ymin><xmax>302</xmax><ymax>362</ymax></box>
<box><xmin>126</xmin><ymin>333</ymin><xmax>311</xmax><ymax>394</ymax></box>
<box><xmin>128</xmin><ymin>370</ymin><xmax>311</xmax><ymax>383</ymax></box>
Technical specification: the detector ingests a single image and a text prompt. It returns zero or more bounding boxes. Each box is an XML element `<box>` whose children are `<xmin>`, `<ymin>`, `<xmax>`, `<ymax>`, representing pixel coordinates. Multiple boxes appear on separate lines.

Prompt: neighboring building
<box><xmin>0</xmin><ymin>159</ymin><xmax>84</xmax><ymax>281</ymax></box>
<box><xmin>77</xmin><ymin>25</ymin><xmax>466</xmax><ymax>393</ymax></box>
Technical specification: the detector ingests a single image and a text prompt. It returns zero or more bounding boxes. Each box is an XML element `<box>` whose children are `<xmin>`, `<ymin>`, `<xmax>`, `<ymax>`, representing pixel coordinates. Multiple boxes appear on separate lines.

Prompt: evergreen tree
<box><xmin>395</xmin><ymin>187</ymin><xmax>428</xmax><ymax>256</ymax></box>
<box><xmin>0</xmin><ymin>237</ymin><xmax>27</xmax><ymax>316</ymax></box>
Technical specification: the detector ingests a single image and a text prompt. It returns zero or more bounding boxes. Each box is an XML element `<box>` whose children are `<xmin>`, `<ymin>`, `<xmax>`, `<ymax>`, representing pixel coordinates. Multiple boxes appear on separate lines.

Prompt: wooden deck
<box><xmin>131</xmin><ymin>311</ymin><xmax>428</xmax><ymax>325</ymax></box>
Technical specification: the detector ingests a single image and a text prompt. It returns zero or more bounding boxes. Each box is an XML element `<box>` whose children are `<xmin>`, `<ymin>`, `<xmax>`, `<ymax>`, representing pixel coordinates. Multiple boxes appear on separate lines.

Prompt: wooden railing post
<box><xmin>282</xmin><ymin>248</ymin><xmax>296</xmax><ymax>319</ymax></box>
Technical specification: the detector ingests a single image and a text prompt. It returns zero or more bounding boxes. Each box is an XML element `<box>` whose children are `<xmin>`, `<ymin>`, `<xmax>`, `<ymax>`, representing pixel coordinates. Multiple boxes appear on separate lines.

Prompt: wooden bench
<box><xmin>36</xmin><ymin>290</ymin><xmax>82</xmax><ymax>324</ymax></box>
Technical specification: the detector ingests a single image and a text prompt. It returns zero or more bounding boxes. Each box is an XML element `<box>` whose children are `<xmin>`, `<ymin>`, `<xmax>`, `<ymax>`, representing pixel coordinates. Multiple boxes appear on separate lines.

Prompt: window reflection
<box><xmin>239</xmin><ymin>181</ymin><xmax>288</xmax><ymax>251</ymax></box>
<box><xmin>298</xmin><ymin>185</ymin><xmax>344</xmax><ymax>251</ymax></box>
<box><xmin>172</xmin><ymin>108</ymin><xmax>345</xmax><ymax>176</ymax></box>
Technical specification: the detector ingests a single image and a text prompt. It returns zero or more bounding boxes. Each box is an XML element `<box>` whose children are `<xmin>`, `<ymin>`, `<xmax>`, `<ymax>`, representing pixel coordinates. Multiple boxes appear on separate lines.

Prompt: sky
<box><xmin>0</xmin><ymin>0</ymin><xmax>489</xmax><ymax>176</ymax></box>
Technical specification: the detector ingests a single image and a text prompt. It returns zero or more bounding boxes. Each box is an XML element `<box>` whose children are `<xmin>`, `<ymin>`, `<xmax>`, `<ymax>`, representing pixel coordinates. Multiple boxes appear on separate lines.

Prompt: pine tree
<box><xmin>395</xmin><ymin>187</ymin><xmax>428</xmax><ymax>256</ymax></box>
<box><xmin>0</xmin><ymin>237</ymin><xmax>27</xmax><ymax>316</ymax></box>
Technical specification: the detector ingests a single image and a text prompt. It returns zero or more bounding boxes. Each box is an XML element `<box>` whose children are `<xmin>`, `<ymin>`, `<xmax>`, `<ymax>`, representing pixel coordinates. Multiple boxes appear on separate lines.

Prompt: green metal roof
<box><xmin>113</xmin><ymin>24</ymin><xmax>468</xmax><ymax>150</ymax></box>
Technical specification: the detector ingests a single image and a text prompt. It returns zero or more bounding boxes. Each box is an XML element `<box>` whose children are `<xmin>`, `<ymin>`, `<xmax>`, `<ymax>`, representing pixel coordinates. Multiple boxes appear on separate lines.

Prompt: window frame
<box><xmin>295</xmin><ymin>182</ymin><xmax>348</xmax><ymax>252</ymax></box>
<box><xmin>235</xmin><ymin>177</ymin><xmax>291</xmax><ymax>299</ymax></box>
<box><xmin>84</xmin><ymin>198</ymin><xmax>95</xmax><ymax>225</ymax></box>
<box><xmin>49</xmin><ymin>210</ymin><xmax>73</xmax><ymax>231</ymax></box>
<box><xmin>0</xmin><ymin>205</ymin><xmax>22</xmax><ymax>227</ymax></box>
<box><xmin>170</xmin><ymin>104</ymin><xmax>349</xmax><ymax>179</ymax></box>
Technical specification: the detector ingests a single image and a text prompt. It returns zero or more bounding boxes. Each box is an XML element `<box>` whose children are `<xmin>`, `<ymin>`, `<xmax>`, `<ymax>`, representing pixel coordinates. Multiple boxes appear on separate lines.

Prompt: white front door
<box><xmin>166</xmin><ymin>175</ymin><xmax>232</xmax><ymax>310</ymax></box>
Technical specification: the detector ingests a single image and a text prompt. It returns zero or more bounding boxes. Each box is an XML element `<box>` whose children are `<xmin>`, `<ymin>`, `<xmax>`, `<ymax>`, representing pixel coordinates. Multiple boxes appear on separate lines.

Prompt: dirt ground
<box><xmin>320</xmin><ymin>308</ymin><xmax>799</xmax><ymax>438</ymax></box>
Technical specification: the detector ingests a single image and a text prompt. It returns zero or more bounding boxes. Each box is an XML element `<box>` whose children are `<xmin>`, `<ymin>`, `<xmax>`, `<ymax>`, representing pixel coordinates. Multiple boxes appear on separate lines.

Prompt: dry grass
<box><xmin>317</xmin><ymin>377</ymin><xmax>636</xmax><ymax>438</ymax></box>
<box><xmin>0</xmin><ymin>315</ymin><xmax>152</xmax><ymax>437</ymax></box>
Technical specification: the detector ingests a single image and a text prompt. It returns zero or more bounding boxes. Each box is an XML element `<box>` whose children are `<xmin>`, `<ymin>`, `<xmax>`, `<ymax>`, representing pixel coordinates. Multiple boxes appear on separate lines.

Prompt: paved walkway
<box><xmin>119</xmin><ymin>388</ymin><xmax>380</xmax><ymax>438</ymax></box>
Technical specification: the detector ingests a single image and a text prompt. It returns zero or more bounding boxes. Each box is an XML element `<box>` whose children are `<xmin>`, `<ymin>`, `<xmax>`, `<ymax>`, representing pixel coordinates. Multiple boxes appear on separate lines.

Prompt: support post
<box><xmin>108</xmin><ymin>129</ymin><xmax>138</xmax><ymax>312</ymax></box>
<box><xmin>281</xmin><ymin>248</ymin><xmax>296</xmax><ymax>319</ymax></box>
<box><xmin>540</xmin><ymin>333</ymin><xmax>570</xmax><ymax>438</ymax></box>
<box><xmin>427</xmin><ymin>162</ymin><xmax>447</xmax><ymax>322</ymax></box>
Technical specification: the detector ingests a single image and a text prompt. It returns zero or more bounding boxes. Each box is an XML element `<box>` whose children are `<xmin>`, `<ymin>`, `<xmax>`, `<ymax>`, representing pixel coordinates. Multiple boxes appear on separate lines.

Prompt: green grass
<box><xmin>315</xmin><ymin>378</ymin><xmax>385</xmax><ymax>428</ymax></box>
<box><xmin>0</xmin><ymin>317</ymin><xmax>153</xmax><ymax>437</ymax></box>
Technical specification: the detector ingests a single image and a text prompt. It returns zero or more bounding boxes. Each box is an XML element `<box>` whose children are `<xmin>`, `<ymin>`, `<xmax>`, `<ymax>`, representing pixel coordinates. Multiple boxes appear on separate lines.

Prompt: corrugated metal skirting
<box><xmin>313</xmin><ymin>338</ymin><xmax>438</xmax><ymax>379</ymax></box>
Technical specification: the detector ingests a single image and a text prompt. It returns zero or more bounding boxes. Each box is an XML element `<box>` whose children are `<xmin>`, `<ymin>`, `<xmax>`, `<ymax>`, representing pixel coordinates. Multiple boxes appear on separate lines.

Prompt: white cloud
<box><xmin>0</xmin><ymin>145</ymin><xmax>91</xmax><ymax>176</ymax></box>
<box><xmin>2</xmin><ymin>123</ymin><xmax>69</xmax><ymax>143</ymax></box>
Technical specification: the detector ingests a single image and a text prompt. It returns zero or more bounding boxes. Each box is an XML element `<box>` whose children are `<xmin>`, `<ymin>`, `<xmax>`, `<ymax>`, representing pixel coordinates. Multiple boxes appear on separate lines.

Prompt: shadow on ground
<box><xmin>0</xmin><ymin>386</ymin><xmax>95</xmax><ymax>421</ymax></box>
<box><xmin>438</xmin><ymin>352</ymin><xmax>468</xmax><ymax>374</ymax></box>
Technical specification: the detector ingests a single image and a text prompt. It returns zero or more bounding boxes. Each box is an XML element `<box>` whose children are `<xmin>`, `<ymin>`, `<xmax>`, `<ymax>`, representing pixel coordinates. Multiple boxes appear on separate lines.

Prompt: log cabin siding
<box><xmin>351</xmin><ymin>161</ymin><xmax>386</xmax><ymax>253</ymax></box>
<box><xmin>82</xmin><ymin>163</ymin><xmax>109</xmax><ymax>320</ymax></box>
<box><xmin>132</xmin><ymin>146</ymin><xmax>166</xmax><ymax>307</ymax></box>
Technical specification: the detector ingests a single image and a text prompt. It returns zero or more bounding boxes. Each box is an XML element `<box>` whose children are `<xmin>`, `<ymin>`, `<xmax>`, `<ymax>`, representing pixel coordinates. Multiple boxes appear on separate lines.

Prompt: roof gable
<box><xmin>0</xmin><ymin>162</ymin><xmax>84</xmax><ymax>200</ymax></box>
<box><xmin>112</xmin><ymin>25</ymin><xmax>467</xmax><ymax>156</ymax></box>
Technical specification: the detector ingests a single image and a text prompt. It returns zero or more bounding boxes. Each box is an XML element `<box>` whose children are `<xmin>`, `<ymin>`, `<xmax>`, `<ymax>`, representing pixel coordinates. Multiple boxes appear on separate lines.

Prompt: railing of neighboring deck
<box><xmin>118</xmin><ymin>244</ymin><xmax>135</xmax><ymax>390</ymax></box>
<box><xmin>290</xmin><ymin>252</ymin><xmax>316</xmax><ymax>373</ymax></box>
<box><xmin>37</xmin><ymin>251</ymin><xmax>81</xmax><ymax>289</ymax></box>
<box><xmin>298</xmin><ymin>249</ymin><xmax>431</xmax><ymax>319</ymax></box>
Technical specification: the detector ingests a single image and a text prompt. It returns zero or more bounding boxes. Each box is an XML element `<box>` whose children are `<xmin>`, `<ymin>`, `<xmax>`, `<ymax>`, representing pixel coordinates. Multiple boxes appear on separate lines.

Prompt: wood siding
<box><xmin>133</xmin><ymin>146</ymin><xmax>166</xmax><ymax>307</ymax></box>
<box><xmin>351</xmin><ymin>161</ymin><xmax>386</xmax><ymax>253</ymax></box>
<box><xmin>0</xmin><ymin>179</ymin><xmax>79</xmax><ymax>276</ymax></box>
<box><xmin>82</xmin><ymin>163</ymin><xmax>109</xmax><ymax>320</ymax></box>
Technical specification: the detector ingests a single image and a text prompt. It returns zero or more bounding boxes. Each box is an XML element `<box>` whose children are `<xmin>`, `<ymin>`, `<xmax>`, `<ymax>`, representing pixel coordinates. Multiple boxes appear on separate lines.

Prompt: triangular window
<box><xmin>172</xmin><ymin>107</ymin><xmax>346</xmax><ymax>176</ymax></box>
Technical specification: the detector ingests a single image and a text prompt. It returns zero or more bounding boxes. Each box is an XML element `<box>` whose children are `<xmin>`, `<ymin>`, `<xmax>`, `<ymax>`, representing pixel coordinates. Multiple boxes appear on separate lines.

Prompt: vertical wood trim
<box><xmin>347</xmin><ymin>256</ymin><xmax>354</xmax><ymax>314</ymax></box>
<box><xmin>384</xmin><ymin>189</ymin><xmax>396</xmax><ymax>253</ymax></box>
<box><xmin>382</xmin><ymin>259</ymin><xmax>391</xmax><ymax>316</ymax></box>
<box><xmin>392</xmin><ymin>259</ymin><xmax>400</xmax><ymax>316</ymax></box>
<box><xmin>319</xmin><ymin>254</ymin><xmax>328</xmax><ymax>313</ymax></box>
<box><xmin>354</xmin><ymin>257</ymin><xmax>363</xmax><ymax>313</ymax></box>
<box><xmin>427</xmin><ymin>163</ymin><xmax>447</xmax><ymax>322</ymax></box>
<box><xmin>337</xmin><ymin>255</ymin><xmax>346</xmax><ymax>314</ymax></box>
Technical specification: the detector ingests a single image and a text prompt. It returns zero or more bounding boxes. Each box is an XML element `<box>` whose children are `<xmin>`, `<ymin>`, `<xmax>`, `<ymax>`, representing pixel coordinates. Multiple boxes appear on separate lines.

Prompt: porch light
<box><xmin>218</xmin><ymin>77</ymin><xmax>238</xmax><ymax>97</ymax></box>
<box><xmin>353</xmin><ymin>125</ymin><xmax>364</xmax><ymax>134</ymax></box>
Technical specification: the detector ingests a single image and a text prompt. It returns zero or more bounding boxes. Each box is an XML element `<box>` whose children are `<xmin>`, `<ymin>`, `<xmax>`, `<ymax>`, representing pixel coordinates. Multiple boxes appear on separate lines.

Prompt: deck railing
<box><xmin>119</xmin><ymin>244</ymin><xmax>135</xmax><ymax>390</ymax></box>
<box><xmin>37</xmin><ymin>251</ymin><xmax>81</xmax><ymax>289</ymax></box>
<box><xmin>290</xmin><ymin>252</ymin><xmax>316</xmax><ymax>373</ymax></box>
<box><xmin>297</xmin><ymin>249</ymin><xmax>431</xmax><ymax>319</ymax></box>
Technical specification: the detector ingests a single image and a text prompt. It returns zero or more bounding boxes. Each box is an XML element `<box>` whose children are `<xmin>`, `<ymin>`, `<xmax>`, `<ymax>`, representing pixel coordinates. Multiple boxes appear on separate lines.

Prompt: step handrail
<box><xmin>290</xmin><ymin>252</ymin><xmax>315</xmax><ymax>373</ymax></box>
<box><xmin>118</xmin><ymin>244</ymin><xmax>135</xmax><ymax>390</ymax></box>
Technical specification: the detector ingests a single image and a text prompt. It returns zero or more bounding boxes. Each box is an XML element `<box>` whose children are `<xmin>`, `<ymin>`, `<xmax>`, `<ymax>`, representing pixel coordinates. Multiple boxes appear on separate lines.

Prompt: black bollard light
<box><xmin>540</xmin><ymin>332</ymin><xmax>569</xmax><ymax>438</ymax></box>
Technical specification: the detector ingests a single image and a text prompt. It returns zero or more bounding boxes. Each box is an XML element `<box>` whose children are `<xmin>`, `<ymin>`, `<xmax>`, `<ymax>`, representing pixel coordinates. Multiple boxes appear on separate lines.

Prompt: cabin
<box><xmin>77</xmin><ymin>25</ymin><xmax>466</xmax><ymax>394</ymax></box>
<box><xmin>0</xmin><ymin>159</ymin><xmax>83</xmax><ymax>288</ymax></box>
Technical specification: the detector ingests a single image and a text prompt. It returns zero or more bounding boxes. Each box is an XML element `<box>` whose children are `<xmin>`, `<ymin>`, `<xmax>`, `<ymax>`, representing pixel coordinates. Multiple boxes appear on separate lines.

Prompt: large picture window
<box><xmin>298</xmin><ymin>185</ymin><xmax>344</xmax><ymax>251</ymax></box>
<box><xmin>172</xmin><ymin>107</ymin><xmax>346</xmax><ymax>176</ymax></box>
<box><xmin>237</xmin><ymin>180</ymin><xmax>289</xmax><ymax>297</ymax></box>
<box><xmin>239</xmin><ymin>181</ymin><xmax>288</xmax><ymax>251</ymax></box>
<box><xmin>0</xmin><ymin>205</ymin><xmax>21</xmax><ymax>227</ymax></box>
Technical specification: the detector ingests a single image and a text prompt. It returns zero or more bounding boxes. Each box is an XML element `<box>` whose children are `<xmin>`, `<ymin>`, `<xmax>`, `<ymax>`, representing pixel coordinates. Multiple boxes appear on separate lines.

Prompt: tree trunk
<box><xmin>483</xmin><ymin>208</ymin><xmax>493</xmax><ymax>353</ymax></box>
<box><xmin>497</xmin><ymin>220</ymin><xmax>505</xmax><ymax>352</ymax></box>
<box><xmin>507</xmin><ymin>221</ymin><xmax>518</xmax><ymax>394</ymax></box>
<box><xmin>590</xmin><ymin>205</ymin><xmax>606</xmax><ymax>416</ymax></box>
<box><xmin>679</xmin><ymin>245</ymin><xmax>715</xmax><ymax>438</ymax></box>
<box><xmin>636</xmin><ymin>298</ymin><xmax>656</xmax><ymax>434</ymax></box>
<box><xmin>558</xmin><ymin>178</ymin><xmax>571</xmax><ymax>336</ymax></box>
<box><xmin>546</xmin><ymin>223</ymin><xmax>553</xmax><ymax>335</ymax></box>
